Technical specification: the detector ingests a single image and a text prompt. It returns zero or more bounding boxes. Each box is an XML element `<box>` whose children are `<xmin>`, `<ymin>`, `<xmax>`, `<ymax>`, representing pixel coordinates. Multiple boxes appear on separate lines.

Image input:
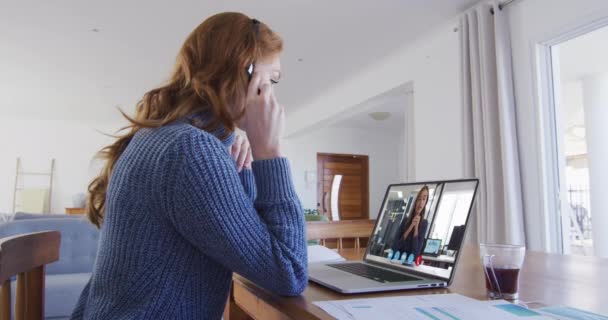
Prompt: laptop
<box><xmin>308</xmin><ymin>179</ymin><xmax>479</xmax><ymax>294</ymax></box>
<box><xmin>422</xmin><ymin>239</ymin><xmax>443</xmax><ymax>257</ymax></box>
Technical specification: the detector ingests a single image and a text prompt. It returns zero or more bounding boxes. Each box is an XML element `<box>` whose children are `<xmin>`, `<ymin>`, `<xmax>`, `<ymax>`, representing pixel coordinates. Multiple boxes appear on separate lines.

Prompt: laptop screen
<box><xmin>422</xmin><ymin>239</ymin><xmax>442</xmax><ymax>256</ymax></box>
<box><xmin>365</xmin><ymin>180</ymin><xmax>478</xmax><ymax>280</ymax></box>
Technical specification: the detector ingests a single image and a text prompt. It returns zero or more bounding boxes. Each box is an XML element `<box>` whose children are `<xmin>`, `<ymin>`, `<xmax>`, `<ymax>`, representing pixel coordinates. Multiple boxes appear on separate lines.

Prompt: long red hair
<box><xmin>87</xmin><ymin>12</ymin><xmax>283</xmax><ymax>227</ymax></box>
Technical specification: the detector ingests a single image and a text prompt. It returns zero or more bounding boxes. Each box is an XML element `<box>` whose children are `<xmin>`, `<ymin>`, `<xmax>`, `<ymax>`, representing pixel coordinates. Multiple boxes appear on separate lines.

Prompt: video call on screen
<box><xmin>367</xmin><ymin>181</ymin><xmax>477</xmax><ymax>279</ymax></box>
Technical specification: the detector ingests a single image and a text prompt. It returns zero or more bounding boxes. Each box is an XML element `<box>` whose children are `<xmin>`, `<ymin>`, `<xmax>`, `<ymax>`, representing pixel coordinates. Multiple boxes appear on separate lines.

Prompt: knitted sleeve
<box><xmin>167</xmin><ymin>131</ymin><xmax>308</xmax><ymax>296</ymax></box>
<box><xmin>238</xmin><ymin>169</ymin><xmax>257</xmax><ymax>201</ymax></box>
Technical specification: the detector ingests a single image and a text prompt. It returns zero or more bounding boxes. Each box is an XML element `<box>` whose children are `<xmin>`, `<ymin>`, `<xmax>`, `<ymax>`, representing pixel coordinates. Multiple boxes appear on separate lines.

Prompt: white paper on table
<box><xmin>480</xmin><ymin>301</ymin><xmax>608</xmax><ymax>320</ymax></box>
<box><xmin>477</xmin><ymin>300</ymin><xmax>559</xmax><ymax>320</ymax></box>
<box><xmin>307</xmin><ymin>245</ymin><xmax>346</xmax><ymax>264</ymax></box>
<box><xmin>537</xmin><ymin>306</ymin><xmax>608</xmax><ymax>320</ymax></box>
<box><xmin>314</xmin><ymin>294</ymin><xmax>555</xmax><ymax>320</ymax></box>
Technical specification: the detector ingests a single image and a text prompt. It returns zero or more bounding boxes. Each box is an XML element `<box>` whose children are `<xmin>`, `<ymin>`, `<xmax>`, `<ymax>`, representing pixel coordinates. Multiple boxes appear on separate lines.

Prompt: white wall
<box><xmin>507</xmin><ymin>0</ymin><xmax>608</xmax><ymax>251</ymax></box>
<box><xmin>286</xmin><ymin>20</ymin><xmax>464</xmax><ymax>182</ymax></box>
<box><xmin>0</xmin><ymin>119</ymin><xmax>125</xmax><ymax>214</ymax></box>
<box><xmin>285</xmin><ymin>127</ymin><xmax>400</xmax><ymax>219</ymax></box>
<box><xmin>0</xmin><ymin>116</ymin><xmax>397</xmax><ymax>218</ymax></box>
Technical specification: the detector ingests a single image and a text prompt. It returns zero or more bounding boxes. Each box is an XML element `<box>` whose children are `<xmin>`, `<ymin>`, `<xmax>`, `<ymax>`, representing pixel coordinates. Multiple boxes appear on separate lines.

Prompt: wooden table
<box><xmin>228</xmin><ymin>245</ymin><xmax>608</xmax><ymax>319</ymax></box>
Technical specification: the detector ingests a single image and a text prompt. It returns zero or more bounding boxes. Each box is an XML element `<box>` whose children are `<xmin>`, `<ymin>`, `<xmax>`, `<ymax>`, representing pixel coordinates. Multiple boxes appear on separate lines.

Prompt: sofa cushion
<box><xmin>46</xmin><ymin>273</ymin><xmax>91</xmax><ymax>318</ymax></box>
<box><xmin>10</xmin><ymin>273</ymin><xmax>90</xmax><ymax>319</ymax></box>
<box><xmin>0</xmin><ymin>218</ymin><xmax>99</xmax><ymax>275</ymax></box>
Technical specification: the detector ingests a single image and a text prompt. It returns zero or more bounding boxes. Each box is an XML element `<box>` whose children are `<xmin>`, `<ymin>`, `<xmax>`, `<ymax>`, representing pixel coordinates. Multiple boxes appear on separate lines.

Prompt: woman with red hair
<box><xmin>71</xmin><ymin>12</ymin><xmax>306</xmax><ymax>319</ymax></box>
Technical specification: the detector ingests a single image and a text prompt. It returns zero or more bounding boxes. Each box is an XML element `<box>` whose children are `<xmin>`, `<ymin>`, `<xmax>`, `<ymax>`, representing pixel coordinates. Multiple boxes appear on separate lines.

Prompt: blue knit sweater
<box><xmin>71</xmin><ymin>120</ymin><xmax>308</xmax><ymax>319</ymax></box>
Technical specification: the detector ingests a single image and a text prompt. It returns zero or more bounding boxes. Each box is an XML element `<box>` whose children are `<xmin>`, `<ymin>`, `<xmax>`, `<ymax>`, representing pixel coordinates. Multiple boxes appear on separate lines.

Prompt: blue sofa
<box><xmin>0</xmin><ymin>216</ymin><xmax>99</xmax><ymax>319</ymax></box>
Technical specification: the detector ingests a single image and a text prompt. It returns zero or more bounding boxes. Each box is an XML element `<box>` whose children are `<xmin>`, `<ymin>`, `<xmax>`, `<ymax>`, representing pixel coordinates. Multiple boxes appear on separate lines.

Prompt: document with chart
<box><xmin>314</xmin><ymin>294</ymin><xmax>555</xmax><ymax>320</ymax></box>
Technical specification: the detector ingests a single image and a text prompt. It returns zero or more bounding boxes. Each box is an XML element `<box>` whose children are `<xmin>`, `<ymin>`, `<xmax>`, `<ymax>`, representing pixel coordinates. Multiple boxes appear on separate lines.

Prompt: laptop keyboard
<box><xmin>327</xmin><ymin>262</ymin><xmax>419</xmax><ymax>283</ymax></box>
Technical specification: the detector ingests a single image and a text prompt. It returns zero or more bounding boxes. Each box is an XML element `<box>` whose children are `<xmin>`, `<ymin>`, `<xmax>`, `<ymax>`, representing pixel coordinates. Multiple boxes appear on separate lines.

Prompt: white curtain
<box><xmin>460</xmin><ymin>1</ymin><xmax>526</xmax><ymax>245</ymax></box>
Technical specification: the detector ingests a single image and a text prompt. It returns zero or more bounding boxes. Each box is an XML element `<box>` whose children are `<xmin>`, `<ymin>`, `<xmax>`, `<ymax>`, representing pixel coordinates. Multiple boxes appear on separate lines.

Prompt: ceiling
<box><xmin>331</xmin><ymin>85</ymin><xmax>410</xmax><ymax>133</ymax></box>
<box><xmin>0</xmin><ymin>0</ymin><xmax>478</xmax><ymax>122</ymax></box>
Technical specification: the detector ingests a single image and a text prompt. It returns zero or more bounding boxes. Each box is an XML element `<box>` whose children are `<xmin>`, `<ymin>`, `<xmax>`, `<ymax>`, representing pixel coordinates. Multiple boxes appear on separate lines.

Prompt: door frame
<box><xmin>534</xmin><ymin>16</ymin><xmax>608</xmax><ymax>254</ymax></box>
<box><xmin>316</xmin><ymin>152</ymin><xmax>370</xmax><ymax>220</ymax></box>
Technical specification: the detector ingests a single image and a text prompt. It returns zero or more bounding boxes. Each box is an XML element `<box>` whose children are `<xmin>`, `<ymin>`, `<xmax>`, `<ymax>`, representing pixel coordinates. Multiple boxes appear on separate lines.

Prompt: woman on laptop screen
<box><xmin>391</xmin><ymin>185</ymin><xmax>429</xmax><ymax>257</ymax></box>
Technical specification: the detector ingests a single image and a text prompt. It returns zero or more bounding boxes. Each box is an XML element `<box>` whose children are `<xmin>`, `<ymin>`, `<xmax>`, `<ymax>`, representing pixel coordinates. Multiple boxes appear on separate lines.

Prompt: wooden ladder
<box><xmin>11</xmin><ymin>158</ymin><xmax>55</xmax><ymax>214</ymax></box>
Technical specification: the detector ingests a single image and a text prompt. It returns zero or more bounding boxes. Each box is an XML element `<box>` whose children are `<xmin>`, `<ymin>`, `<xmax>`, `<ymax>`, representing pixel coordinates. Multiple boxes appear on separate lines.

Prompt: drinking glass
<box><xmin>479</xmin><ymin>243</ymin><xmax>526</xmax><ymax>300</ymax></box>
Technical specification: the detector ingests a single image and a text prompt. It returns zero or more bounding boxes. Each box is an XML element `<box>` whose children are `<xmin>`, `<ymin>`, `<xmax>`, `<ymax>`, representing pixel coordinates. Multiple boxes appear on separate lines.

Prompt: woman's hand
<box><xmin>241</xmin><ymin>72</ymin><xmax>284</xmax><ymax>160</ymax></box>
<box><xmin>412</xmin><ymin>216</ymin><xmax>421</xmax><ymax>236</ymax></box>
<box><xmin>230</xmin><ymin>134</ymin><xmax>253</xmax><ymax>172</ymax></box>
<box><xmin>412</xmin><ymin>216</ymin><xmax>421</xmax><ymax>227</ymax></box>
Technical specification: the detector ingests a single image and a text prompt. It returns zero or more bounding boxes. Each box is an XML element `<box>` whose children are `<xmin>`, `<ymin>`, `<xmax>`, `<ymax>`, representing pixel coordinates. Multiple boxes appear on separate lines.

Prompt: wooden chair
<box><xmin>306</xmin><ymin>220</ymin><xmax>375</xmax><ymax>249</ymax></box>
<box><xmin>0</xmin><ymin>231</ymin><xmax>60</xmax><ymax>320</ymax></box>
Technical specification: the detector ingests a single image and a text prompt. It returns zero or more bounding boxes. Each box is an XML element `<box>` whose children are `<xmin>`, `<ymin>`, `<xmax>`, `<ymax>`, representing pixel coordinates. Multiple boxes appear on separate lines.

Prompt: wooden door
<box><xmin>317</xmin><ymin>153</ymin><xmax>369</xmax><ymax>220</ymax></box>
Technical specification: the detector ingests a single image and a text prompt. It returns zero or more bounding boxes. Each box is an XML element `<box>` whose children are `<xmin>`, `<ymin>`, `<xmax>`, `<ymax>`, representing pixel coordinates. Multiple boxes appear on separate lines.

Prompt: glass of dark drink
<box><xmin>479</xmin><ymin>243</ymin><xmax>525</xmax><ymax>300</ymax></box>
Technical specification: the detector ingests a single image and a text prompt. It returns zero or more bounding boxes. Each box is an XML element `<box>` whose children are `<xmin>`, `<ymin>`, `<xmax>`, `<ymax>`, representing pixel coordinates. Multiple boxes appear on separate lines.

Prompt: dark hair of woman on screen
<box><xmin>70</xmin><ymin>12</ymin><xmax>307</xmax><ymax>320</ymax></box>
<box><xmin>391</xmin><ymin>185</ymin><xmax>430</xmax><ymax>257</ymax></box>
